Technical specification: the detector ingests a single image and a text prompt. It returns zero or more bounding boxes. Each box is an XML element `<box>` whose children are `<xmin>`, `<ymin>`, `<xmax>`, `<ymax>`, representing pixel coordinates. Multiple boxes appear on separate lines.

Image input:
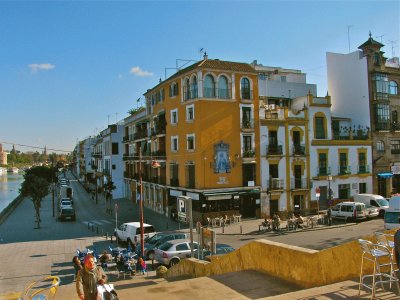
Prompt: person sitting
<box><xmin>72</xmin><ymin>256</ymin><xmax>83</xmax><ymax>280</ymax></box>
<box><xmin>99</xmin><ymin>251</ymin><xmax>112</xmax><ymax>269</ymax></box>
<box><xmin>295</xmin><ymin>213</ymin><xmax>304</xmax><ymax>228</ymax></box>
<box><xmin>272</xmin><ymin>213</ymin><xmax>280</xmax><ymax>231</ymax></box>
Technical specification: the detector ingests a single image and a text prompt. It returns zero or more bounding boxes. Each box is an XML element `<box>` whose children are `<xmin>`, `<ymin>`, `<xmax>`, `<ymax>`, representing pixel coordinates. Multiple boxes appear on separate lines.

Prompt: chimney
<box><xmin>203</xmin><ymin>51</ymin><xmax>208</xmax><ymax>60</ymax></box>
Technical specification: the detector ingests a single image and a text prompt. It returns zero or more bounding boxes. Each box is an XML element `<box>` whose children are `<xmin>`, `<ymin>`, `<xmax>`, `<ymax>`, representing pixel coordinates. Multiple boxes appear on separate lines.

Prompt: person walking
<box><xmin>76</xmin><ymin>254</ymin><xmax>107</xmax><ymax>300</ymax></box>
<box><xmin>72</xmin><ymin>256</ymin><xmax>83</xmax><ymax>280</ymax></box>
<box><xmin>327</xmin><ymin>207</ymin><xmax>332</xmax><ymax>226</ymax></box>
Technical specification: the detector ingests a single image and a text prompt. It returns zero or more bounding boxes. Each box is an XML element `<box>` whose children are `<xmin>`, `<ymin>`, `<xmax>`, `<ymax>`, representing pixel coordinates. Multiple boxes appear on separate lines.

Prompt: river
<box><xmin>0</xmin><ymin>173</ymin><xmax>24</xmax><ymax>213</ymax></box>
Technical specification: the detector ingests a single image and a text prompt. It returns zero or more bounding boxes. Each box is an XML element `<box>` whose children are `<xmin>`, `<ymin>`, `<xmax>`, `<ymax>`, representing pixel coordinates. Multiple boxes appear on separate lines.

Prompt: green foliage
<box><xmin>20</xmin><ymin>168</ymin><xmax>52</xmax><ymax>229</ymax></box>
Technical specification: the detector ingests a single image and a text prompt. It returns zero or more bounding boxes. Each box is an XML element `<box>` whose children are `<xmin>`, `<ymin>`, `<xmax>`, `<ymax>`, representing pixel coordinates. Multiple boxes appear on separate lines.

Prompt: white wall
<box><xmin>326</xmin><ymin>51</ymin><xmax>370</xmax><ymax>128</ymax></box>
<box><xmin>259</xmin><ymin>80</ymin><xmax>317</xmax><ymax>98</ymax></box>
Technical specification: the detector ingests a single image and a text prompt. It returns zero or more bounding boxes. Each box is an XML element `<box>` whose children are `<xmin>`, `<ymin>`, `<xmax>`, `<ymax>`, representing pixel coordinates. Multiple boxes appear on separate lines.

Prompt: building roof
<box><xmin>144</xmin><ymin>58</ymin><xmax>256</xmax><ymax>95</ymax></box>
<box><xmin>358</xmin><ymin>32</ymin><xmax>384</xmax><ymax>49</ymax></box>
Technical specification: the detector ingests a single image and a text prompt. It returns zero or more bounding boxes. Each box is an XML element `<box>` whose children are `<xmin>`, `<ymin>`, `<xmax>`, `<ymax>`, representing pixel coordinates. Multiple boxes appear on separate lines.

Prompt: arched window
<box><xmin>376</xmin><ymin>141</ymin><xmax>385</xmax><ymax>153</ymax></box>
<box><xmin>241</xmin><ymin>78</ymin><xmax>251</xmax><ymax>99</ymax></box>
<box><xmin>389</xmin><ymin>81</ymin><xmax>398</xmax><ymax>95</ymax></box>
<box><xmin>218</xmin><ymin>76</ymin><xmax>229</xmax><ymax>99</ymax></box>
<box><xmin>204</xmin><ymin>75</ymin><xmax>216</xmax><ymax>98</ymax></box>
<box><xmin>190</xmin><ymin>76</ymin><xmax>198</xmax><ymax>99</ymax></box>
<box><xmin>185</xmin><ymin>78</ymin><xmax>190</xmax><ymax>100</ymax></box>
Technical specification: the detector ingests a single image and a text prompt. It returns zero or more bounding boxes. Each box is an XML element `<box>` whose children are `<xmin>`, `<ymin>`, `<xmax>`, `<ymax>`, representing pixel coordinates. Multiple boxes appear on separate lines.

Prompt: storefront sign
<box><xmin>170</xmin><ymin>189</ymin><xmax>183</xmax><ymax>197</ymax></box>
<box><xmin>186</xmin><ymin>192</ymin><xmax>199</xmax><ymax>200</ymax></box>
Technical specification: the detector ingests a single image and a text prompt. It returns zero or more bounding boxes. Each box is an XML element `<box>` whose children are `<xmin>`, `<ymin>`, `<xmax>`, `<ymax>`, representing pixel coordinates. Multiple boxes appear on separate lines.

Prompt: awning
<box><xmin>204</xmin><ymin>192</ymin><xmax>235</xmax><ymax>201</ymax></box>
<box><xmin>377</xmin><ymin>172</ymin><xmax>393</xmax><ymax>178</ymax></box>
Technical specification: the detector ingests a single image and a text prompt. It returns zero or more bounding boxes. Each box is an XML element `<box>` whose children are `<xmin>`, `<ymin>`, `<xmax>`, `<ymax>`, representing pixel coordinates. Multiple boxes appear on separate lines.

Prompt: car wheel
<box><xmin>148</xmin><ymin>251</ymin><xmax>155</xmax><ymax>260</ymax></box>
<box><xmin>169</xmin><ymin>258</ymin><xmax>180</xmax><ymax>267</ymax></box>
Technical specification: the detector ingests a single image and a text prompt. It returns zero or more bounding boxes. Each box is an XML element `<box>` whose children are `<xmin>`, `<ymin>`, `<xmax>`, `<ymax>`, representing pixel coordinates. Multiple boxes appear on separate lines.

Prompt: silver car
<box><xmin>154</xmin><ymin>239</ymin><xmax>198</xmax><ymax>267</ymax></box>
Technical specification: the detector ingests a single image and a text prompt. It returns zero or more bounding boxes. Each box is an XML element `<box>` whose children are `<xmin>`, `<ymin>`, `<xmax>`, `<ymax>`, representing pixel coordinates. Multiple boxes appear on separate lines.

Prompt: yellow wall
<box><xmin>166</xmin><ymin>233</ymin><xmax>385</xmax><ymax>288</ymax></box>
<box><xmin>154</xmin><ymin>69</ymin><xmax>259</xmax><ymax>189</ymax></box>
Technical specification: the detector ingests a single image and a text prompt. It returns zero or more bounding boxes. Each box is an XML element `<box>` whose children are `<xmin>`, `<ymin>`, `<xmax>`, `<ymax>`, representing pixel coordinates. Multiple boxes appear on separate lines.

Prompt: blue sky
<box><xmin>0</xmin><ymin>0</ymin><xmax>399</xmax><ymax>154</ymax></box>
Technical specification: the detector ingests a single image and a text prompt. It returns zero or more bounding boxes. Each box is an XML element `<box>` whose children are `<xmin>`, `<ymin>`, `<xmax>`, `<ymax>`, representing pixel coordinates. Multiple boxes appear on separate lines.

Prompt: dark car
<box><xmin>201</xmin><ymin>243</ymin><xmax>235</xmax><ymax>261</ymax></box>
<box><xmin>58</xmin><ymin>207</ymin><xmax>76</xmax><ymax>221</ymax></box>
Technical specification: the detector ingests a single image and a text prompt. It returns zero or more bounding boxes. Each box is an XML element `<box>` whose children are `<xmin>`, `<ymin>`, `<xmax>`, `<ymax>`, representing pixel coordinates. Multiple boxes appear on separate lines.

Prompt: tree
<box><xmin>19</xmin><ymin>166</ymin><xmax>52</xmax><ymax>228</ymax></box>
<box><xmin>104</xmin><ymin>179</ymin><xmax>116</xmax><ymax>212</ymax></box>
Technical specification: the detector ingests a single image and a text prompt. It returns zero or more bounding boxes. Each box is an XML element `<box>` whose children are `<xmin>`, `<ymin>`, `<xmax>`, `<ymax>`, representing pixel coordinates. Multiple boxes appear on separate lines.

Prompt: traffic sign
<box><xmin>316</xmin><ymin>193</ymin><xmax>320</xmax><ymax>198</ymax></box>
<box><xmin>115</xmin><ymin>203</ymin><xmax>118</xmax><ymax>211</ymax></box>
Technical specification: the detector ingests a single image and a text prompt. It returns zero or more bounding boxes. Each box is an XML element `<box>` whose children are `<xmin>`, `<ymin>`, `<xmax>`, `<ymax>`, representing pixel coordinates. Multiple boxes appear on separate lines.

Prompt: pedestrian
<box><xmin>327</xmin><ymin>207</ymin><xmax>332</xmax><ymax>226</ymax></box>
<box><xmin>76</xmin><ymin>254</ymin><xmax>107</xmax><ymax>300</ymax></box>
<box><xmin>137</xmin><ymin>257</ymin><xmax>147</xmax><ymax>275</ymax></box>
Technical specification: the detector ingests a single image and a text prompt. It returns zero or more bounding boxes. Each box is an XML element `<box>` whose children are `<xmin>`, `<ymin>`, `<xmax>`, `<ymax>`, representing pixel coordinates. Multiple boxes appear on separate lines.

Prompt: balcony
<box><xmin>92</xmin><ymin>152</ymin><xmax>102</xmax><ymax>158</ymax></box>
<box><xmin>241</xmin><ymin>118</ymin><xmax>254</xmax><ymax>130</ymax></box>
<box><xmin>290</xmin><ymin>178</ymin><xmax>309</xmax><ymax>189</ymax></box>
<box><xmin>338</xmin><ymin>165</ymin><xmax>351</xmax><ymax>176</ymax></box>
<box><xmin>391</xmin><ymin>122</ymin><xmax>400</xmax><ymax>131</ymax></box>
<box><xmin>316</xmin><ymin>166</ymin><xmax>331</xmax><ymax>177</ymax></box>
<box><xmin>123</xmin><ymin>153</ymin><xmax>135</xmax><ymax>161</ymax></box>
<box><xmin>202</xmin><ymin>87</ymin><xmax>232</xmax><ymax>100</ymax></box>
<box><xmin>358</xmin><ymin>164</ymin><xmax>370</xmax><ymax>174</ymax></box>
<box><xmin>292</xmin><ymin>144</ymin><xmax>305</xmax><ymax>156</ymax></box>
<box><xmin>151</xmin><ymin>150</ymin><xmax>166</xmax><ymax>159</ymax></box>
<box><xmin>183</xmin><ymin>87</ymin><xmax>199</xmax><ymax>101</ymax></box>
<box><xmin>242</xmin><ymin>149</ymin><xmax>255</xmax><ymax>158</ymax></box>
<box><xmin>375</xmin><ymin>122</ymin><xmax>391</xmax><ymax>131</ymax></box>
<box><xmin>267</xmin><ymin>144</ymin><xmax>283</xmax><ymax>155</ymax></box>
<box><xmin>391</xmin><ymin>144</ymin><xmax>400</xmax><ymax>154</ymax></box>
<box><xmin>134</xmin><ymin>130</ymin><xmax>148</xmax><ymax>140</ymax></box>
<box><xmin>267</xmin><ymin>178</ymin><xmax>284</xmax><ymax>190</ymax></box>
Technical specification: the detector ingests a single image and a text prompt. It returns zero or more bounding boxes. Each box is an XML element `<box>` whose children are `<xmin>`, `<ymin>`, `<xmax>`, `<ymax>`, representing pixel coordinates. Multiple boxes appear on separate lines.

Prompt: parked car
<box><xmin>353</xmin><ymin>194</ymin><xmax>389</xmax><ymax>217</ymax></box>
<box><xmin>330</xmin><ymin>202</ymin><xmax>367</xmax><ymax>222</ymax></box>
<box><xmin>154</xmin><ymin>239</ymin><xmax>198</xmax><ymax>267</ymax></box>
<box><xmin>144</xmin><ymin>232</ymin><xmax>189</xmax><ymax>260</ymax></box>
<box><xmin>59</xmin><ymin>198</ymin><xmax>73</xmax><ymax>210</ymax></box>
<box><xmin>115</xmin><ymin>222</ymin><xmax>156</xmax><ymax>247</ymax></box>
<box><xmin>58</xmin><ymin>207</ymin><xmax>76</xmax><ymax>221</ymax></box>
<box><xmin>365</xmin><ymin>204</ymin><xmax>380</xmax><ymax>219</ymax></box>
<box><xmin>201</xmin><ymin>243</ymin><xmax>235</xmax><ymax>261</ymax></box>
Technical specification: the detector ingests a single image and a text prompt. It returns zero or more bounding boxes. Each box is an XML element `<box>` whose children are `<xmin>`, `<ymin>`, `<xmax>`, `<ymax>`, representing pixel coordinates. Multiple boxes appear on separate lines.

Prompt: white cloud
<box><xmin>130</xmin><ymin>66</ymin><xmax>153</xmax><ymax>77</ymax></box>
<box><xmin>28</xmin><ymin>63</ymin><xmax>55</xmax><ymax>73</ymax></box>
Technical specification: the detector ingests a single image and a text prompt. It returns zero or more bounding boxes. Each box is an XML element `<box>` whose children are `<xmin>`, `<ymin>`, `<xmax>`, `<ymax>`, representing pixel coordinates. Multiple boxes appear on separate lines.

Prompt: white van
<box><xmin>353</xmin><ymin>194</ymin><xmax>389</xmax><ymax>217</ymax></box>
<box><xmin>330</xmin><ymin>202</ymin><xmax>367</xmax><ymax>222</ymax></box>
<box><xmin>384</xmin><ymin>196</ymin><xmax>400</xmax><ymax>230</ymax></box>
<box><xmin>115</xmin><ymin>222</ymin><xmax>156</xmax><ymax>246</ymax></box>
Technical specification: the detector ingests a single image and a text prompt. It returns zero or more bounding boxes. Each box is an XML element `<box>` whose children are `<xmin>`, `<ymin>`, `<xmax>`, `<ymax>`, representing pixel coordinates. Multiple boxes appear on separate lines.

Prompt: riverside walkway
<box><xmin>0</xmin><ymin>176</ymin><xmax>399</xmax><ymax>299</ymax></box>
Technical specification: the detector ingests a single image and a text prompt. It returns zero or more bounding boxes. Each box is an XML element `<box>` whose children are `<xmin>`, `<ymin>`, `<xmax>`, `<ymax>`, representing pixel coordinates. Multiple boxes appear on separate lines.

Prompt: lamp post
<box><xmin>327</xmin><ymin>175</ymin><xmax>333</xmax><ymax>207</ymax></box>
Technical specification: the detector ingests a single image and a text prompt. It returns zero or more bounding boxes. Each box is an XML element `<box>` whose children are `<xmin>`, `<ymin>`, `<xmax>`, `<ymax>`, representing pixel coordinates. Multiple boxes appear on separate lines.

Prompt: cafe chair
<box><xmin>18</xmin><ymin>275</ymin><xmax>60</xmax><ymax>300</ymax></box>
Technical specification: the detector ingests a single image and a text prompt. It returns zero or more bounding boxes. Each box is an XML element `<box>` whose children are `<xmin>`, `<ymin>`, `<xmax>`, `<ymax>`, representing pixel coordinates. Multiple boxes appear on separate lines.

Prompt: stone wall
<box><xmin>166</xmin><ymin>235</ymin><xmax>382</xmax><ymax>288</ymax></box>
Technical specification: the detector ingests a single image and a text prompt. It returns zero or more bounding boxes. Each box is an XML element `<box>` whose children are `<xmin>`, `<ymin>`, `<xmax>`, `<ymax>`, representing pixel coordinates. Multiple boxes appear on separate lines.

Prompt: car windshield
<box><xmin>158</xmin><ymin>242</ymin><xmax>173</xmax><ymax>251</ymax></box>
<box><xmin>61</xmin><ymin>208</ymin><xmax>74</xmax><ymax>215</ymax></box>
<box><xmin>377</xmin><ymin>198</ymin><xmax>389</xmax><ymax>206</ymax></box>
<box><xmin>145</xmin><ymin>234</ymin><xmax>165</xmax><ymax>244</ymax></box>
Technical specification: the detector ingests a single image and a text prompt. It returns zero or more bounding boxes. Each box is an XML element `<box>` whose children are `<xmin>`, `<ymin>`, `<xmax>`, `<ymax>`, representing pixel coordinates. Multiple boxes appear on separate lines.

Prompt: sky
<box><xmin>0</xmin><ymin>0</ymin><xmax>399</xmax><ymax>154</ymax></box>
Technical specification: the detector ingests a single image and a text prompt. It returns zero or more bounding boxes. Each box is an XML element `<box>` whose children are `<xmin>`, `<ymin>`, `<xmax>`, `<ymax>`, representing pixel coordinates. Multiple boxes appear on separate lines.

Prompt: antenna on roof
<box><xmin>389</xmin><ymin>40</ymin><xmax>398</xmax><ymax>58</ymax></box>
<box><xmin>376</xmin><ymin>34</ymin><xmax>385</xmax><ymax>43</ymax></box>
<box><xmin>199</xmin><ymin>48</ymin><xmax>204</xmax><ymax>60</ymax></box>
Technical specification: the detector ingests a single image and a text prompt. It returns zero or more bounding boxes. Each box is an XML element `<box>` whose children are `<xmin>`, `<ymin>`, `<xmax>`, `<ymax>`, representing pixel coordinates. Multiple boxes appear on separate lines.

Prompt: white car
<box><xmin>154</xmin><ymin>239</ymin><xmax>198</xmax><ymax>267</ymax></box>
<box><xmin>365</xmin><ymin>204</ymin><xmax>380</xmax><ymax>219</ymax></box>
<box><xmin>330</xmin><ymin>202</ymin><xmax>367</xmax><ymax>222</ymax></box>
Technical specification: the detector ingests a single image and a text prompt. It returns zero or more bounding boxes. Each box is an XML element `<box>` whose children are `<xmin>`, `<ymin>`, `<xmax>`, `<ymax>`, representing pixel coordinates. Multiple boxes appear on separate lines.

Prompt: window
<box><xmin>204</xmin><ymin>75</ymin><xmax>216</xmax><ymax>98</ymax></box>
<box><xmin>243</xmin><ymin>135</ymin><xmax>253</xmax><ymax>151</ymax></box>
<box><xmin>185</xmin><ymin>78</ymin><xmax>190</xmax><ymax>100</ymax></box>
<box><xmin>392</xmin><ymin>111</ymin><xmax>398</xmax><ymax>123</ymax></box>
<box><xmin>376</xmin><ymin>141</ymin><xmax>385</xmax><ymax>153</ymax></box>
<box><xmin>112</xmin><ymin>143</ymin><xmax>119</xmax><ymax>155</ymax></box>
<box><xmin>338</xmin><ymin>184</ymin><xmax>350</xmax><ymax>199</ymax></box>
<box><xmin>185</xmin><ymin>164</ymin><xmax>195</xmax><ymax>188</ymax></box>
<box><xmin>171</xmin><ymin>136</ymin><xmax>178</xmax><ymax>152</ymax></box>
<box><xmin>389</xmin><ymin>81</ymin><xmax>398</xmax><ymax>95</ymax></box>
<box><xmin>373</xmin><ymin>73</ymin><xmax>389</xmax><ymax>101</ymax></box>
<box><xmin>339</xmin><ymin>153</ymin><xmax>348</xmax><ymax>175</ymax></box>
<box><xmin>186</xmin><ymin>104</ymin><xmax>194</xmax><ymax>121</ymax></box>
<box><xmin>169</xmin><ymin>82</ymin><xmax>179</xmax><ymax>97</ymax></box>
<box><xmin>315</xmin><ymin>116</ymin><xmax>326</xmax><ymax>139</ymax></box>
<box><xmin>358</xmin><ymin>152</ymin><xmax>366</xmax><ymax>173</ymax></box>
<box><xmin>190</xmin><ymin>76</ymin><xmax>198</xmax><ymax>99</ymax></box>
<box><xmin>241</xmin><ymin>77</ymin><xmax>251</xmax><ymax>99</ymax></box>
<box><xmin>359</xmin><ymin>183</ymin><xmax>367</xmax><ymax>193</ymax></box>
<box><xmin>391</xmin><ymin>140</ymin><xmax>400</xmax><ymax>154</ymax></box>
<box><xmin>241</xmin><ymin>107</ymin><xmax>252</xmax><ymax>128</ymax></box>
<box><xmin>374</xmin><ymin>104</ymin><xmax>390</xmax><ymax>130</ymax></box>
<box><xmin>176</xmin><ymin>243</ymin><xmax>189</xmax><ymax>251</ymax></box>
<box><xmin>170</xmin><ymin>109</ymin><xmax>178</xmax><ymax>125</ymax></box>
<box><xmin>318</xmin><ymin>153</ymin><xmax>327</xmax><ymax>176</ymax></box>
<box><xmin>187</xmin><ymin>134</ymin><xmax>195</xmax><ymax>150</ymax></box>
<box><xmin>218</xmin><ymin>76</ymin><xmax>229</xmax><ymax>99</ymax></box>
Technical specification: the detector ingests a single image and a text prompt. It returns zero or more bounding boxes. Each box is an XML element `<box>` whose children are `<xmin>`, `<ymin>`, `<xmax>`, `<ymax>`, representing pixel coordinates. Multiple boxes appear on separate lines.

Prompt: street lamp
<box><xmin>327</xmin><ymin>175</ymin><xmax>333</xmax><ymax>207</ymax></box>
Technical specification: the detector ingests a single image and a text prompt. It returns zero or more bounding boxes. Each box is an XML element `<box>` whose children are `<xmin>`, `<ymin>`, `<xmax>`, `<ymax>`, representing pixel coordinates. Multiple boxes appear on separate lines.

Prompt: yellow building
<box><xmin>126</xmin><ymin>56</ymin><xmax>261</xmax><ymax>222</ymax></box>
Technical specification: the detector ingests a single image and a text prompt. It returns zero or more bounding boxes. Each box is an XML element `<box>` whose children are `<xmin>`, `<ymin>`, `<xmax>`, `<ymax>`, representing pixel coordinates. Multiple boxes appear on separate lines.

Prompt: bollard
<box><xmin>222</xmin><ymin>226</ymin><xmax>224</xmax><ymax>234</ymax></box>
<box><xmin>240</xmin><ymin>225</ymin><xmax>242</xmax><ymax>234</ymax></box>
<box><xmin>110</xmin><ymin>235</ymin><xmax>113</xmax><ymax>243</ymax></box>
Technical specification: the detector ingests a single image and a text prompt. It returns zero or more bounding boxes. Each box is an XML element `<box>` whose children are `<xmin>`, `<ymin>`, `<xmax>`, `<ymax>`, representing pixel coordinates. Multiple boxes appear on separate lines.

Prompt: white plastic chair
<box><xmin>18</xmin><ymin>276</ymin><xmax>60</xmax><ymax>300</ymax></box>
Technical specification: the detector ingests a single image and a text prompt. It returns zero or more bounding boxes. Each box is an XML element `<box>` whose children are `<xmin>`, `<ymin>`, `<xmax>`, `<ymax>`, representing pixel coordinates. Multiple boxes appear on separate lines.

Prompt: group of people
<box><xmin>72</xmin><ymin>251</ymin><xmax>147</xmax><ymax>299</ymax></box>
